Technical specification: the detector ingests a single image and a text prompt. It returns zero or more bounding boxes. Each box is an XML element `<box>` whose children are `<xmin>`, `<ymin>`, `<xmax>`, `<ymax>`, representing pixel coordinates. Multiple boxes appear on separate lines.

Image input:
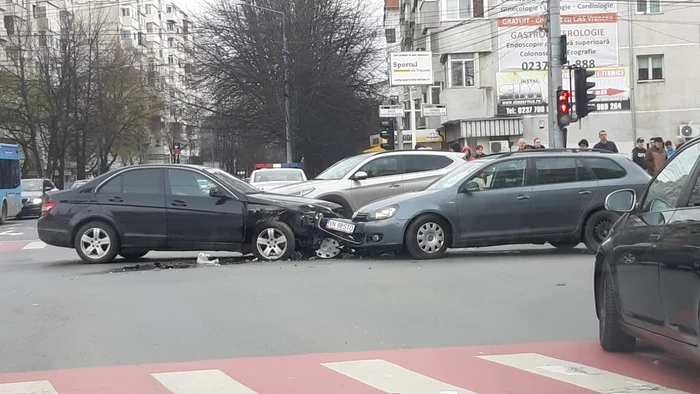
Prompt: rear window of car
<box><xmin>583</xmin><ymin>157</ymin><xmax>626</xmax><ymax>180</ymax></box>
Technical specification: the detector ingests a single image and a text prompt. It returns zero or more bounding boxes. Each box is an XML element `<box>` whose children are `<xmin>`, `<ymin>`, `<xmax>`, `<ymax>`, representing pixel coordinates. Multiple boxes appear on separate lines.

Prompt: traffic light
<box><xmin>557</xmin><ymin>89</ymin><xmax>571</xmax><ymax>128</ymax></box>
<box><xmin>574</xmin><ymin>68</ymin><xmax>596</xmax><ymax>118</ymax></box>
<box><xmin>379</xmin><ymin>119</ymin><xmax>395</xmax><ymax>150</ymax></box>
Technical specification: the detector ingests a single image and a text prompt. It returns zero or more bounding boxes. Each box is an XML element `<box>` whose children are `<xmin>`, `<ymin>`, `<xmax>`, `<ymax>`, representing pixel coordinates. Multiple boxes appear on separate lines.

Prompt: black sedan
<box><xmin>596</xmin><ymin>138</ymin><xmax>700</xmax><ymax>365</ymax></box>
<box><xmin>38</xmin><ymin>164</ymin><xmax>344</xmax><ymax>263</ymax></box>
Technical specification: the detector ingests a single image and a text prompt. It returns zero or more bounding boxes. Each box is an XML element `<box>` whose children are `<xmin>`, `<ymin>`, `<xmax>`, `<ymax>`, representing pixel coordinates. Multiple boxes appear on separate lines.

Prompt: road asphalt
<box><xmin>1</xmin><ymin>218</ymin><xmax>699</xmax><ymax>393</ymax></box>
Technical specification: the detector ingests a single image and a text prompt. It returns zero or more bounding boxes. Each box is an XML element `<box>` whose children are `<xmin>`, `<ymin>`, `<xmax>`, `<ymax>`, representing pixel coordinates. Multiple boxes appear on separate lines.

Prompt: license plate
<box><xmin>325</xmin><ymin>219</ymin><xmax>356</xmax><ymax>234</ymax></box>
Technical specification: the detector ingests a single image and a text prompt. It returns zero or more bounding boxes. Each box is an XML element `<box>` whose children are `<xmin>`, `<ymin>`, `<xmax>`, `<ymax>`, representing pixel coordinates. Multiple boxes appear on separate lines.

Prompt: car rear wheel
<box><xmin>252</xmin><ymin>221</ymin><xmax>295</xmax><ymax>261</ymax></box>
<box><xmin>120</xmin><ymin>251</ymin><xmax>149</xmax><ymax>261</ymax></box>
<box><xmin>599</xmin><ymin>269</ymin><xmax>636</xmax><ymax>352</ymax></box>
<box><xmin>74</xmin><ymin>222</ymin><xmax>120</xmax><ymax>264</ymax></box>
<box><xmin>405</xmin><ymin>215</ymin><xmax>449</xmax><ymax>259</ymax></box>
<box><xmin>584</xmin><ymin>210</ymin><xmax>617</xmax><ymax>252</ymax></box>
<box><xmin>0</xmin><ymin>202</ymin><xmax>6</xmax><ymax>225</ymax></box>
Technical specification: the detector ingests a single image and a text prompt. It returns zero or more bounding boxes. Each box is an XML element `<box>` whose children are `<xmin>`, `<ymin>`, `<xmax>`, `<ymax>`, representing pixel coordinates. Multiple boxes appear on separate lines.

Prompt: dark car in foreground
<box><xmin>17</xmin><ymin>178</ymin><xmax>58</xmax><ymax>218</ymax></box>
<box><xmin>318</xmin><ymin>149</ymin><xmax>651</xmax><ymax>259</ymax></box>
<box><xmin>38</xmin><ymin>164</ymin><xmax>343</xmax><ymax>263</ymax></box>
<box><xmin>595</xmin><ymin>138</ymin><xmax>700</xmax><ymax>365</ymax></box>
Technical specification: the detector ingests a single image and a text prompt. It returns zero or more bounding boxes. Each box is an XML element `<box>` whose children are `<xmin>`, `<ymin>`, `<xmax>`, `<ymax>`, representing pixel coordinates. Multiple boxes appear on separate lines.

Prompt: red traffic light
<box><xmin>558</xmin><ymin>90</ymin><xmax>571</xmax><ymax>114</ymax></box>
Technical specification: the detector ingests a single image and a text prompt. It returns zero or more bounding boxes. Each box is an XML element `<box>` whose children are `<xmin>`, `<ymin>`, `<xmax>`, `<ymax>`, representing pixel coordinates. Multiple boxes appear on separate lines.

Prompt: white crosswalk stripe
<box><xmin>322</xmin><ymin>359</ymin><xmax>476</xmax><ymax>394</ymax></box>
<box><xmin>478</xmin><ymin>353</ymin><xmax>689</xmax><ymax>394</ymax></box>
<box><xmin>151</xmin><ymin>369</ymin><xmax>259</xmax><ymax>394</ymax></box>
<box><xmin>0</xmin><ymin>380</ymin><xmax>59</xmax><ymax>394</ymax></box>
<box><xmin>23</xmin><ymin>241</ymin><xmax>47</xmax><ymax>250</ymax></box>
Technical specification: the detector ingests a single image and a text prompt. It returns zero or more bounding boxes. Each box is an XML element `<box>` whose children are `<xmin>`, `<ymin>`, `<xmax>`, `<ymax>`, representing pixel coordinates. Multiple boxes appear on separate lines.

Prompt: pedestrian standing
<box><xmin>631</xmin><ymin>137</ymin><xmax>647</xmax><ymax>169</ymax></box>
<box><xmin>533</xmin><ymin>138</ymin><xmax>546</xmax><ymax>149</ymax></box>
<box><xmin>592</xmin><ymin>130</ymin><xmax>619</xmax><ymax>153</ymax></box>
<box><xmin>674</xmin><ymin>137</ymin><xmax>685</xmax><ymax>151</ymax></box>
<box><xmin>474</xmin><ymin>145</ymin><xmax>486</xmax><ymax>158</ymax></box>
<box><xmin>449</xmin><ymin>142</ymin><xmax>461</xmax><ymax>153</ymax></box>
<box><xmin>517</xmin><ymin>138</ymin><xmax>529</xmax><ymax>151</ymax></box>
<box><xmin>645</xmin><ymin>137</ymin><xmax>666</xmax><ymax>176</ymax></box>
<box><xmin>578</xmin><ymin>139</ymin><xmax>589</xmax><ymax>149</ymax></box>
<box><xmin>664</xmin><ymin>140</ymin><xmax>676</xmax><ymax>158</ymax></box>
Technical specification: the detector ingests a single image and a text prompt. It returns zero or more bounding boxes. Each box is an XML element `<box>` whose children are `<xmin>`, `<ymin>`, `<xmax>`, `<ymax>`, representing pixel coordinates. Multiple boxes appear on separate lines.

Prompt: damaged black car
<box><xmin>37</xmin><ymin>164</ymin><xmax>347</xmax><ymax>264</ymax></box>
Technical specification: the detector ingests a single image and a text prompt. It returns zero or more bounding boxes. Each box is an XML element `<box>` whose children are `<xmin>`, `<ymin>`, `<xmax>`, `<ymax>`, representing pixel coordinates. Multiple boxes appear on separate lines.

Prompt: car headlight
<box><xmin>368</xmin><ymin>205</ymin><xmax>398</xmax><ymax>221</ymax></box>
<box><xmin>32</xmin><ymin>198</ymin><xmax>42</xmax><ymax>204</ymax></box>
<box><xmin>293</xmin><ymin>188</ymin><xmax>315</xmax><ymax>197</ymax></box>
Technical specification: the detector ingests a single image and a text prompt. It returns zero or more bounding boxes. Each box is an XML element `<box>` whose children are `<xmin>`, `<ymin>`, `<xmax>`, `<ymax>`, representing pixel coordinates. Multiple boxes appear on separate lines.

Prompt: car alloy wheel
<box><xmin>256</xmin><ymin>228</ymin><xmax>288</xmax><ymax>260</ymax></box>
<box><xmin>416</xmin><ymin>222</ymin><xmax>445</xmax><ymax>254</ymax></box>
<box><xmin>79</xmin><ymin>227</ymin><xmax>112</xmax><ymax>261</ymax></box>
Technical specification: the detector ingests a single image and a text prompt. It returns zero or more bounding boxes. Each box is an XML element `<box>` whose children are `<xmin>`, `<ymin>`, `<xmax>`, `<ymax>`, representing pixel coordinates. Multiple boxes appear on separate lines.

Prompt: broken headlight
<box><xmin>368</xmin><ymin>205</ymin><xmax>398</xmax><ymax>221</ymax></box>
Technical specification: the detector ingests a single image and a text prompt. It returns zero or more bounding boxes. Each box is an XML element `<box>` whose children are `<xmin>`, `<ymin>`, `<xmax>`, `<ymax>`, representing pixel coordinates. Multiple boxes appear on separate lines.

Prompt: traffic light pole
<box><xmin>547</xmin><ymin>0</ymin><xmax>566</xmax><ymax>148</ymax></box>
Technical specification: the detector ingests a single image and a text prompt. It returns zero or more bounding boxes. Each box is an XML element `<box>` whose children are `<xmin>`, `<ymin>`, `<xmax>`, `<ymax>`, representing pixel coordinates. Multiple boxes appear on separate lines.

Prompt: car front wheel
<box><xmin>252</xmin><ymin>221</ymin><xmax>295</xmax><ymax>261</ymax></box>
<box><xmin>404</xmin><ymin>215</ymin><xmax>450</xmax><ymax>260</ymax></box>
<box><xmin>599</xmin><ymin>268</ymin><xmax>636</xmax><ymax>352</ymax></box>
<box><xmin>584</xmin><ymin>210</ymin><xmax>617</xmax><ymax>252</ymax></box>
<box><xmin>74</xmin><ymin>222</ymin><xmax>120</xmax><ymax>264</ymax></box>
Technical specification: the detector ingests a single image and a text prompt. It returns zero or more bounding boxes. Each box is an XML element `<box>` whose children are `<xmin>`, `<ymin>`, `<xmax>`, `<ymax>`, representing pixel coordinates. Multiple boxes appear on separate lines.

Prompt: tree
<box><xmin>193</xmin><ymin>0</ymin><xmax>382</xmax><ymax>174</ymax></box>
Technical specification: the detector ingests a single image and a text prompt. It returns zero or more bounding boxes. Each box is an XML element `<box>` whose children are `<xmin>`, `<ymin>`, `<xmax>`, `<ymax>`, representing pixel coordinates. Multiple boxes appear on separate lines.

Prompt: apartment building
<box><xmin>385</xmin><ymin>0</ymin><xmax>700</xmax><ymax>154</ymax></box>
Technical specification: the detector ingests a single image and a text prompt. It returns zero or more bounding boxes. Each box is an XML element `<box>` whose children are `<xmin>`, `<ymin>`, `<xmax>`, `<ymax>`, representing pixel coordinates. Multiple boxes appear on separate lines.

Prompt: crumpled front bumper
<box><xmin>315</xmin><ymin>214</ymin><xmax>406</xmax><ymax>251</ymax></box>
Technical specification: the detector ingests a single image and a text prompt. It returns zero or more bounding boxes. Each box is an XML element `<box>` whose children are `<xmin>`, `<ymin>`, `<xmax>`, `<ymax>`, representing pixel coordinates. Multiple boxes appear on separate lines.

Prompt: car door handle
<box><xmin>108</xmin><ymin>196</ymin><xmax>123</xmax><ymax>203</ymax></box>
<box><xmin>516</xmin><ymin>195</ymin><xmax>530</xmax><ymax>201</ymax></box>
<box><xmin>578</xmin><ymin>190</ymin><xmax>592</xmax><ymax>196</ymax></box>
<box><xmin>171</xmin><ymin>200</ymin><xmax>187</xmax><ymax>207</ymax></box>
<box><xmin>388</xmin><ymin>184</ymin><xmax>401</xmax><ymax>188</ymax></box>
<box><xmin>650</xmin><ymin>234</ymin><xmax>661</xmax><ymax>241</ymax></box>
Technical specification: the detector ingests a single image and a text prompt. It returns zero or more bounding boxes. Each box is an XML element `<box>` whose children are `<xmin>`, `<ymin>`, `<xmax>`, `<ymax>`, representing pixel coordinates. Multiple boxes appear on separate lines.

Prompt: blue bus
<box><xmin>0</xmin><ymin>143</ymin><xmax>22</xmax><ymax>224</ymax></box>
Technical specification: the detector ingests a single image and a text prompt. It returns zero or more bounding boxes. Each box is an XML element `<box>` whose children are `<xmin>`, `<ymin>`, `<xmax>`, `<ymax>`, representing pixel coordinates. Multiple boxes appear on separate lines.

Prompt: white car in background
<box><xmin>248</xmin><ymin>168</ymin><xmax>307</xmax><ymax>191</ymax></box>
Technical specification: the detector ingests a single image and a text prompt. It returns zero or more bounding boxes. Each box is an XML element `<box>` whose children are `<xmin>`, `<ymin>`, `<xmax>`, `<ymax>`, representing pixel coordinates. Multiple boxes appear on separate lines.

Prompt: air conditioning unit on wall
<box><xmin>489</xmin><ymin>140</ymin><xmax>510</xmax><ymax>153</ymax></box>
<box><xmin>679</xmin><ymin>123</ymin><xmax>700</xmax><ymax>139</ymax></box>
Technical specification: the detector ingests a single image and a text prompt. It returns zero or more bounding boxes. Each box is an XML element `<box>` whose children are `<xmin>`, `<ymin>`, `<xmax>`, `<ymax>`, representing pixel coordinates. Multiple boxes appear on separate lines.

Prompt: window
<box><xmin>122</xmin><ymin>169</ymin><xmax>163</xmax><ymax>194</ymax></box>
<box><xmin>168</xmin><ymin>22</ymin><xmax>175</xmax><ymax>31</ymax></box>
<box><xmin>441</xmin><ymin>0</ymin><xmax>484</xmax><ymax>20</ymax></box>
<box><xmin>168</xmin><ymin>38</ymin><xmax>174</xmax><ymax>47</ymax></box>
<box><xmin>99</xmin><ymin>175</ymin><xmax>122</xmax><ymax>194</ymax></box>
<box><xmin>122</xmin><ymin>29</ymin><xmax>132</xmax><ymax>40</ymax></box>
<box><xmin>0</xmin><ymin>159</ymin><xmax>21</xmax><ymax>189</ymax></box>
<box><xmin>430</xmin><ymin>82</ymin><xmax>443</xmax><ymax>104</ymax></box>
<box><xmin>166</xmin><ymin>6</ymin><xmax>172</xmax><ymax>13</ymax></box>
<box><xmin>643</xmin><ymin>143</ymin><xmax>700</xmax><ymax>212</ymax></box>
<box><xmin>583</xmin><ymin>157</ymin><xmax>626</xmax><ymax>180</ymax></box>
<box><xmin>385</xmin><ymin>28</ymin><xmax>396</xmax><ymax>44</ymax></box>
<box><xmin>145</xmin><ymin>4</ymin><xmax>151</xmax><ymax>14</ymax></box>
<box><xmin>637</xmin><ymin>0</ymin><xmax>660</xmax><ymax>13</ymax></box>
<box><xmin>168</xmin><ymin>55</ymin><xmax>175</xmax><ymax>64</ymax></box>
<box><xmin>404</xmin><ymin>155</ymin><xmax>447</xmax><ymax>173</ymax></box>
<box><xmin>121</xmin><ymin>7</ymin><xmax>130</xmax><ymax>17</ymax></box>
<box><xmin>447</xmin><ymin>54</ymin><xmax>475</xmax><ymax>88</ymax></box>
<box><xmin>535</xmin><ymin>158</ymin><xmax>580</xmax><ymax>185</ymax></box>
<box><xmin>476</xmin><ymin>159</ymin><xmax>527</xmax><ymax>190</ymax></box>
<box><xmin>147</xmin><ymin>23</ymin><xmax>154</xmax><ymax>33</ymax></box>
<box><xmin>638</xmin><ymin>55</ymin><xmax>663</xmax><ymax>81</ymax></box>
<box><xmin>168</xmin><ymin>169</ymin><xmax>213</xmax><ymax>196</ymax></box>
<box><xmin>359</xmin><ymin>157</ymin><xmax>400</xmax><ymax>178</ymax></box>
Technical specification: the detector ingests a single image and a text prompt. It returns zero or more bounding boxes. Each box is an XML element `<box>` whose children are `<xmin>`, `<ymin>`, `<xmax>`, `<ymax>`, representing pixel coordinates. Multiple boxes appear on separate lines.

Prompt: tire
<box><xmin>120</xmin><ymin>251</ymin><xmax>149</xmax><ymax>261</ymax></box>
<box><xmin>583</xmin><ymin>210</ymin><xmax>617</xmax><ymax>252</ymax></box>
<box><xmin>404</xmin><ymin>214</ymin><xmax>450</xmax><ymax>260</ymax></box>
<box><xmin>252</xmin><ymin>221</ymin><xmax>296</xmax><ymax>261</ymax></box>
<box><xmin>0</xmin><ymin>202</ymin><xmax>6</xmax><ymax>225</ymax></box>
<box><xmin>550</xmin><ymin>241</ymin><xmax>579</xmax><ymax>250</ymax></box>
<box><xmin>74</xmin><ymin>221</ymin><xmax>120</xmax><ymax>264</ymax></box>
<box><xmin>599</xmin><ymin>268</ymin><xmax>636</xmax><ymax>352</ymax></box>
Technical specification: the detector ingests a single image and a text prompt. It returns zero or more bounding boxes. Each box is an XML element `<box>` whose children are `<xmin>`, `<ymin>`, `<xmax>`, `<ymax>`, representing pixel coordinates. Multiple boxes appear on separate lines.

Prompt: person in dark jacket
<box><xmin>631</xmin><ymin>137</ymin><xmax>646</xmax><ymax>169</ymax></box>
<box><xmin>449</xmin><ymin>142</ymin><xmax>461</xmax><ymax>152</ymax></box>
<box><xmin>593</xmin><ymin>130</ymin><xmax>619</xmax><ymax>152</ymax></box>
<box><xmin>474</xmin><ymin>145</ymin><xmax>487</xmax><ymax>158</ymax></box>
<box><xmin>578</xmin><ymin>139</ymin><xmax>589</xmax><ymax>149</ymax></box>
<box><xmin>645</xmin><ymin>137</ymin><xmax>666</xmax><ymax>176</ymax></box>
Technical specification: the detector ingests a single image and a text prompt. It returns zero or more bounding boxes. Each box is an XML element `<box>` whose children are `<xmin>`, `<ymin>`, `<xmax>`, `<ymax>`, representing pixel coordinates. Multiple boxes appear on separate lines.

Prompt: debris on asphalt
<box><xmin>197</xmin><ymin>253</ymin><xmax>219</xmax><ymax>265</ymax></box>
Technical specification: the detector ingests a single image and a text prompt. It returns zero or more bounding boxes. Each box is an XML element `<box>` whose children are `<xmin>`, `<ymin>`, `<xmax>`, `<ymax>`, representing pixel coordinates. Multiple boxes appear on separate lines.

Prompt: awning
<box><xmin>364</xmin><ymin>145</ymin><xmax>386</xmax><ymax>153</ymax></box>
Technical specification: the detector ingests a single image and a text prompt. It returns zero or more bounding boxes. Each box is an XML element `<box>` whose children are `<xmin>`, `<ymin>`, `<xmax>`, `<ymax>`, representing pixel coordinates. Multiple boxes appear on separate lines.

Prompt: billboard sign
<box><xmin>389</xmin><ymin>52</ymin><xmax>434</xmax><ymax>86</ymax></box>
<box><xmin>496</xmin><ymin>0</ymin><xmax>618</xmax><ymax>71</ymax></box>
<box><xmin>496</xmin><ymin>67</ymin><xmax>630</xmax><ymax>116</ymax></box>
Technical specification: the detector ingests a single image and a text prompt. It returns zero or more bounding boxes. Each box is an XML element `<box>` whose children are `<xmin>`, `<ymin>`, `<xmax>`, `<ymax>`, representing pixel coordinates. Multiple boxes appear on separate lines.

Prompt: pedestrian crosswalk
<box><xmin>0</xmin><ymin>240</ymin><xmax>48</xmax><ymax>252</ymax></box>
<box><xmin>0</xmin><ymin>348</ymin><xmax>695</xmax><ymax>394</ymax></box>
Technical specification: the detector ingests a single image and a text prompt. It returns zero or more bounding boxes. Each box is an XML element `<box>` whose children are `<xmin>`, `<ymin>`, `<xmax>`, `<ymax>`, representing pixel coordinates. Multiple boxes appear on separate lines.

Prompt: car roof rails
<box><xmin>489</xmin><ymin>148</ymin><xmax>614</xmax><ymax>158</ymax></box>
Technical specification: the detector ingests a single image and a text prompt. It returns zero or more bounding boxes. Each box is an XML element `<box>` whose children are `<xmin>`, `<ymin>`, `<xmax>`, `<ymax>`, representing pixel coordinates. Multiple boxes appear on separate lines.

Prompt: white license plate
<box><xmin>325</xmin><ymin>219</ymin><xmax>356</xmax><ymax>234</ymax></box>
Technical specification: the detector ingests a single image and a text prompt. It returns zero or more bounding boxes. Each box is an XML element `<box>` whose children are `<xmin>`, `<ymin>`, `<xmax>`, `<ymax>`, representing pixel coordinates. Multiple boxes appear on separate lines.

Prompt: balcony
<box><xmin>4</xmin><ymin>1</ymin><xmax>27</xmax><ymax>17</ymax></box>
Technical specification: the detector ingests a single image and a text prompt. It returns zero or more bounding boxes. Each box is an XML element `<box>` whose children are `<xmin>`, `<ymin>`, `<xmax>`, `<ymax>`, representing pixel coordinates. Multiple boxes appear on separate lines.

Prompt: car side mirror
<box><xmin>461</xmin><ymin>180</ymin><xmax>480</xmax><ymax>193</ymax></box>
<box><xmin>352</xmin><ymin>171</ymin><xmax>368</xmax><ymax>181</ymax></box>
<box><xmin>209</xmin><ymin>186</ymin><xmax>225</xmax><ymax>198</ymax></box>
<box><xmin>44</xmin><ymin>186</ymin><xmax>53</xmax><ymax>192</ymax></box>
<box><xmin>605</xmin><ymin>189</ymin><xmax>636</xmax><ymax>213</ymax></box>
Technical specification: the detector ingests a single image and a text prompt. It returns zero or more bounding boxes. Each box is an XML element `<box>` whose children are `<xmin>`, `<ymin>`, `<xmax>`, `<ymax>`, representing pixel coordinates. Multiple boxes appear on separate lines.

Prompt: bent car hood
<box><xmin>246</xmin><ymin>193</ymin><xmax>341</xmax><ymax>211</ymax></box>
<box><xmin>268</xmin><ymin>179</ymin><xmax>339</xmax><ymax>194</ymax></box>
<box><xmin>253</xmin><ymin>181</ymin><xmax>304</xmax><ymax>191</ymax></box>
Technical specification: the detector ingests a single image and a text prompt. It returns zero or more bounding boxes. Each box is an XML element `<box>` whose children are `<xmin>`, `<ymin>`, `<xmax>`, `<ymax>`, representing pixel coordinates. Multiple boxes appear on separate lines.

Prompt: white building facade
<box><xmin>385</xmin><ymin>0</ymin><xmax>700</xmax><ymax>154</ymax></box>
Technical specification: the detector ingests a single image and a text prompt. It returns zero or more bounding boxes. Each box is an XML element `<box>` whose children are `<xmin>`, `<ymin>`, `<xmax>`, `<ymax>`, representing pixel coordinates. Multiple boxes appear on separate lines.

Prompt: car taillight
<box><xmin>41</xmin><ymin>201</ymin><xmax>56</xmax><ymax>217</ymax></box>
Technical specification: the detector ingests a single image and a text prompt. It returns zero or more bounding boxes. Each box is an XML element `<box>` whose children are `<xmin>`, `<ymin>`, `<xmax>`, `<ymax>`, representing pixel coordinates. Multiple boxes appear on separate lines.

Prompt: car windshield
<box><xmin>205</xmin><ymin>168</ymin><xmax>261</xmax><ymax>194</ymax></box>
<box><xmin>254</xmin><ymin>170</ymin><xmax>304</xmax><ymax>183</ymax></box>
<box><xmin>426</xmin><ymin>159</ymin><xmax>491</xmax><ymax>190</ymax></box>
<box><xmin>315</xmin><ymin>154</ymin><xmax>373</xmax><ymax>180</ymax></box>
<box><xmin>21</xmin><ymin>179</ymin><xmax>43</xmax><ymax>191</ymax></box>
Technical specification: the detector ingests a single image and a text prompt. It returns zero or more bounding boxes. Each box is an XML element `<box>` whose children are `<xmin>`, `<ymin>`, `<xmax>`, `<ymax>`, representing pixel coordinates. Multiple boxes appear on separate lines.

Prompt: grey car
<box><xmin>270</xmin><ymin>150</ymin><xmax>467</xmax><ymax>218</ymax></box>
<box><xmin>318</xmin><ymin>149</ymin><xmax>652</xmax><ymax>259</ymax></box>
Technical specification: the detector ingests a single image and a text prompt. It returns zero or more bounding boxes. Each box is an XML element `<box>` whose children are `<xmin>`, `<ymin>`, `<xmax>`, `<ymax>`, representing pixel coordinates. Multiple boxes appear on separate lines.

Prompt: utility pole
<box><xmin>547</xmin><ymin>0</ymin><xmax>565</xmax><ymax>148</ymax></box>
<box><xmin>281</xmin><ymin>16</ymin><xmax>292</xmax><ymax>163</ymax></box>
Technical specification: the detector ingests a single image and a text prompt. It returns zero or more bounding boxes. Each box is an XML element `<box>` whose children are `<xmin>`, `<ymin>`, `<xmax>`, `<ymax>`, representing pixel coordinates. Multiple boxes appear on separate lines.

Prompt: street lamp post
<box><xmin>232</xmin><ymin>1</ymin><xmax>292</xmax><ymax>163</ymax></box>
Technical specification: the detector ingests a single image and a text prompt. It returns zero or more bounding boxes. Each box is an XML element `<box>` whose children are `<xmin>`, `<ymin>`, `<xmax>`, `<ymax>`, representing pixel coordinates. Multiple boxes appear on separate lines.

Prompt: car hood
<box><xmin>358</xmin><ymin>189</ymin><xmax>440</xmax><ymax>213</ymax></box>
<box><xmin>254</xmin><ymin>181</ymin><xmax>304</xmax><ymax>191</ymax></box>
<box><xmin>268</xmin><ymin>179</ymin><xmax>339</xmax><ymax>194</ymax></box>
<box><xmin>21</xmin><ymin>191</ymin><xmax>43</xmax><ymax>198</ymax></box>
<box><xmin>246</xmin><ymin>192</ymin><xmax>342</xmax><ymax>211</ymax></box>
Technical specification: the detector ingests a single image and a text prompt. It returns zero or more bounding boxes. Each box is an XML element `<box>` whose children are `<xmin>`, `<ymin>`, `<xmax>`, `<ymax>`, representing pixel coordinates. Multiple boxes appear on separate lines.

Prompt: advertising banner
<box><xmin>497</xmin><ymin>0</ymin><xmax>618</xmax><ymax>71</ymax></box>
<box><xmin>389</xmin><ymin>52</ymin><xmax>434</xmax><ymax>86</ymax></box>
<box><xmin>496</xmin><ymin>67</ymin><xmax>630</xmax><ymax>116</ymax></box>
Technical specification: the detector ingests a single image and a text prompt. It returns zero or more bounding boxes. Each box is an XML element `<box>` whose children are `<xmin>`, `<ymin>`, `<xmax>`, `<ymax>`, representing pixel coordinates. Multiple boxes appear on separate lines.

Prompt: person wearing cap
<box><xmin>645</xmin><ymin>137</ymin><xmax>666</xmax><ymax>176</ymax></box>
<box><xmin>631</xmin><ymin>138</ymin><xmax>647</xmax><ymax>169</ymax></box>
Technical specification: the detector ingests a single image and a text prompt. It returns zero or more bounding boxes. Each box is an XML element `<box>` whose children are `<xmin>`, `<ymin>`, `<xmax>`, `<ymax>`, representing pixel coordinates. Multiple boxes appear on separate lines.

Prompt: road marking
<box><xmin>0</xmin><ymin>380</ymin><xmax>59</xmax><ymax>394</ymax></box>
<box><xmin>322</xmin><ymin>359</ymin><xmax>476</xmax><ymax>394</ymax></box>
<box><xmin>478</xmin><ymin>353</ymin><xmax>688</xmax><ymax>393</ymax></box>
<box><xmin>23</xmin><ymin>241</ymin><xmax>46</xmax><ymax>250</ymax></box>
<box><xmin>152</xmin><ymin>369</ymin><xmax>259</xmax><ymax>394</ymax></box>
